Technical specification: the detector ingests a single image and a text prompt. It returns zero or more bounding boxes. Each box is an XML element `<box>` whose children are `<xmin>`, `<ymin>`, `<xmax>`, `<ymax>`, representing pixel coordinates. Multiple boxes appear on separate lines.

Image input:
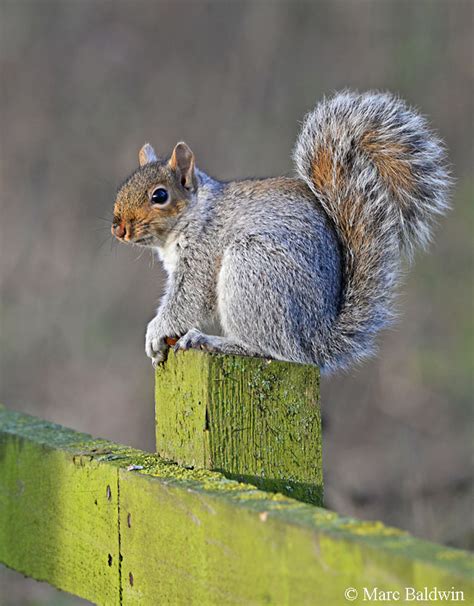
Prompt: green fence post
<box><xmin>155</xmin><ymin>350</ymin><xmax>323</xmax><ymax>505</ymax></box>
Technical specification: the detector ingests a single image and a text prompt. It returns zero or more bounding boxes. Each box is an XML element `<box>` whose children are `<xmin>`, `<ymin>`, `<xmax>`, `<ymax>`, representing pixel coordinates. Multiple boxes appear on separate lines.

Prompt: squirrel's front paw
<box><xmin>145</xmin><ymin>318</ymin><xmax>170</xmax><ymax>368</ymax></box>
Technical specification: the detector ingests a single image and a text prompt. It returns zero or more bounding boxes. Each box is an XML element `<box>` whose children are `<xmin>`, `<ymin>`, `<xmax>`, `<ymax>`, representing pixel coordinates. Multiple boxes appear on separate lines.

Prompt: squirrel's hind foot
<box><xmin>174</xmin><ymin>328</ymin><xmax>259</xmax><ymax>358</ymax></box>
<box><xmin>174</xmin><ymin>328</ymin><xmax>219</xmax><ymax>353</ymax></box>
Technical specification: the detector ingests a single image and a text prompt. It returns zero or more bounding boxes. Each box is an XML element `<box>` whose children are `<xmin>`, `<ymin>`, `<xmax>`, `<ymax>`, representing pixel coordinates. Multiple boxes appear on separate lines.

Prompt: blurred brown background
<box><xmin>0</xmin><ymin>0</ymin><xmax>472</xmax><ymax>603</ymax></box>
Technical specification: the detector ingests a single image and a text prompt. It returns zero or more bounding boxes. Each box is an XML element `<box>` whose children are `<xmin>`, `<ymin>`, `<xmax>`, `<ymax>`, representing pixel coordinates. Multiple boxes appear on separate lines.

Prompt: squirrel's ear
<box><xmin>169</xmin><ymin>142</ymin><xmax>196</xmax><ymax>190</ymax></box>
<box><xmin>139</xmin><ymin>143</ymin><xmax>158</xmax><ymax>167</ymax></box>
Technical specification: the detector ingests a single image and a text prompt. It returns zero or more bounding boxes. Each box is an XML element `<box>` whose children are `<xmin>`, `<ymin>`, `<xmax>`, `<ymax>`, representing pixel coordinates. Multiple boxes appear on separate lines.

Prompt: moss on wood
<box><xmin>0</xmin><ymin>407</ymin><xmax>473</xmax><ymax>605</ymax></box>
<box><xmin>155</xmin><ymin>350</ymin><xmax>323</xmax><ymax>505</ymax></box>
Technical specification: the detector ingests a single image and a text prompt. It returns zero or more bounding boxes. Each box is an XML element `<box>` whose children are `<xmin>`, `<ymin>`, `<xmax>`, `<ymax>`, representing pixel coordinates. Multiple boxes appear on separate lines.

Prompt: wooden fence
<box><xmin>0</xmin><ymin>350</ymin><xmax>472</xmax><ymax>605</ymax></box>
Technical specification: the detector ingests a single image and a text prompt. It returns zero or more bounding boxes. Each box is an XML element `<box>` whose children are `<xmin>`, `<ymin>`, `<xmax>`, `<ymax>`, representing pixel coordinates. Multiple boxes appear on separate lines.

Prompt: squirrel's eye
<box><xmin>151</xmin><ymin>187</ymin><xmax>169</xmax><ymax>205</ymax></box>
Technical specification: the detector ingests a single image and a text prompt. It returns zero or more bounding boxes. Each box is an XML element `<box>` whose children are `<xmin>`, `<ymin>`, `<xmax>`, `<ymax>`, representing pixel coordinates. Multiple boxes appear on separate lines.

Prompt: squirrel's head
<box><xmin>112</xmin><ymin>142</ymin><xmax>197</xmax><ymax>246</ymax></box>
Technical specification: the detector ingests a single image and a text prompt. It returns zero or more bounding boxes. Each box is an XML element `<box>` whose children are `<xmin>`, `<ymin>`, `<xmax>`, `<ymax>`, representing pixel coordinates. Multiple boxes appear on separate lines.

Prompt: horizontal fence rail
<box><xmin>0</xmin><ymin>405</ymin><xmax>473</xmax><ymax>605</ymax></box>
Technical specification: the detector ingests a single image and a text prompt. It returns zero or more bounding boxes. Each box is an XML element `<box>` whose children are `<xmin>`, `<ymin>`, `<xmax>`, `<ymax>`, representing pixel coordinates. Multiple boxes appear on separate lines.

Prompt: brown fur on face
<box><xmin>361</xmin><ymin>130</ymin><xmax>415</xmax><ymax>196</ymax></box>
<box><xmin>112</xmin><ymin>161</ymin><xmax>191</xmax><ymax>245</ymax></box>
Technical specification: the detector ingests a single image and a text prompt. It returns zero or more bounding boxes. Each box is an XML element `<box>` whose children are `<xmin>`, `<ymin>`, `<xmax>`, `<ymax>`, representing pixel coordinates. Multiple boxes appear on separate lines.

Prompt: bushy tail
<box><xmin>294</xmin><ymin>90</ymin><xmax>450</xmax><ymax>371</ymax></box>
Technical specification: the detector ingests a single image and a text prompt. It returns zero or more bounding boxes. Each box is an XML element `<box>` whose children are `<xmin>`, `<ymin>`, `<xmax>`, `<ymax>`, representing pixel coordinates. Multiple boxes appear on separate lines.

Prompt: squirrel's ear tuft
<box><xmin>169</xmin><ymin>142</ymin><xmax>196</xmax><ymax>191</ymax></box>
<box><xmin>139</xmin><ymin>143</ymin><xmax>158</xmax><ymax>167</ymax></box>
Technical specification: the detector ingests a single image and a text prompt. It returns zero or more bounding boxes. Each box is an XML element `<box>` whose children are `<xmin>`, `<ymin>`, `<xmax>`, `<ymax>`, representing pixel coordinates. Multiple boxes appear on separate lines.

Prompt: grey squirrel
<box><xmin>112</xmin><ymin>91</ymin><xmax>449</xmax><ymax>372</ymax></box>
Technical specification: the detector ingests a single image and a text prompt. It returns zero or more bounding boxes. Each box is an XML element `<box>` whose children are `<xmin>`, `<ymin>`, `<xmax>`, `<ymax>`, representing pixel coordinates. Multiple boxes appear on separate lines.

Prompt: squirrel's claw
<box><xmin>151</xmin><ymin>351</ymin><xmax>167</xmax><ymax>369</ymax></box>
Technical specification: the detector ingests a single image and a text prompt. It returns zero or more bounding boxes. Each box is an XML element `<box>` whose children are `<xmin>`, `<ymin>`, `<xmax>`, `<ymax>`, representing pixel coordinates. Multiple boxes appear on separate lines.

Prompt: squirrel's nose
<box><xmin>112</xmin><ymin>222</ymin><xmax>127</xmax><ymax>239</ymax></box>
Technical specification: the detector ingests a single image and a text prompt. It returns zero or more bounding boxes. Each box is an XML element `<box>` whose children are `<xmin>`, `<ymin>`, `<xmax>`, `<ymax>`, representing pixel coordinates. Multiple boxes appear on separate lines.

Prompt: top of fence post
<box><xmin>155</xmin><ymin>350</ymin><xmax>323</xmax><ymax>505</ymax></box>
